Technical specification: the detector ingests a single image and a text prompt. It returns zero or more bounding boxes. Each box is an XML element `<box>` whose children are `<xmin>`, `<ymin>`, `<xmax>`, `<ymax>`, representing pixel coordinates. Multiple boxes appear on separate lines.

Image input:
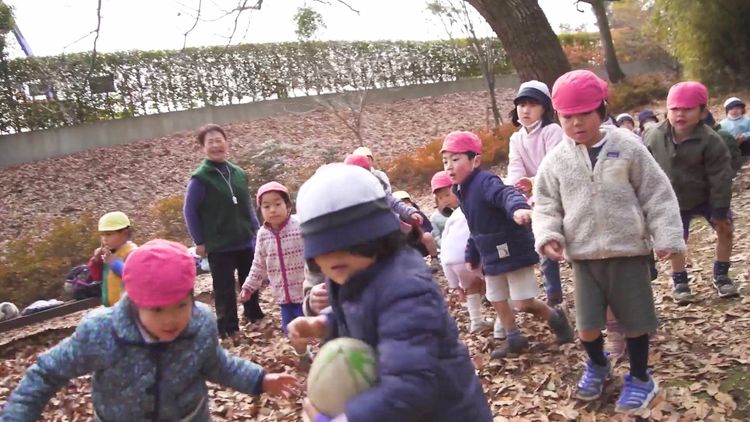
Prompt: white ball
<box><xmin>0</xmin><ymin>302</ymin><xmax>20</xmax><ymax>321</ymax></box>
<box><xmin>307</xmin><ymin>337</ymin><xmax>377</xmax><ymax>416</ymax></box>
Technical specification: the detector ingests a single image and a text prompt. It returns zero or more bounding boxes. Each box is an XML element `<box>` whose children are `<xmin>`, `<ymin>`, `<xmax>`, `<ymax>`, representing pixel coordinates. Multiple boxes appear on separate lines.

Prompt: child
<box><xmin>1</xmin><ymin>239</ymin><xmax>298</xmax><ymax>420</ymax></box>
<box><xmin>533</xmin><ymin>70</ymin><xmax>686</xmax><ymax>414</ymax></box>
<box><xmin>705</xmin><ymin>112</ymin><xmax>743</xmax><ymax>175</ymax></box>
<box><xmin>506</xmin><ymin>80</ymin><xmax>565</xmax><ymax>306</ymax></box>
<box><xmin>88</xmin><ymin>211</ymin><xmax>137</xmax><ymax>307</ymax></box>
<box><xmin>429</xmin><ymin>170</ymin><xmax>454</xmax><ymax>248</ymax></box>
<box><xmin>288</xmin><ymin>164</ymin><xmax>492</xmax><ymax>421</ymax></box>
<box><xmin>353</xmin><ymin>146</ymin><xmax>392</xmax><ymax>192</ymax></box>
<box><xmin>616</xmin><ymin>113</ymin><xmax>637</xmax><ymax>132</ymax></box>
<box><xmin>441</xmin><ymin>131</ymin><xmax>574</xmax><ymax>359</ymax></box>
<box><xmin>637</xmin><ymin>110</ymin><xmax>659</xmax><ymax>135</ymax></box>
<box><xmin>645</xmin><ymin>81</ymin><xmax>740</xmax><ymax>303</ymax></box>
<box><xmin>239</xmin><ymin>182</ymin><xmax>309</xmax><ymax>359</ymax></box>
<box><xmin>392</xmin><ymin>190</ymin><xmax>441</xmax><ymax>272</ymax></box>
<box><xmin>720</xmin><ymin>97</ymin><xmax>750</xmax><ymax>155</ymax></box>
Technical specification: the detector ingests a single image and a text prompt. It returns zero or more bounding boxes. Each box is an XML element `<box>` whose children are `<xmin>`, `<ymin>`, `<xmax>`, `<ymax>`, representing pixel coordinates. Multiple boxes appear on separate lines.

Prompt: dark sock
<box><xmin>671</xmin><ymin>271</ymin><xmax>688</xmax><ymax>286</ymax></box>
<box><xmin>582</xmin><ymin>334</ymin><xmax>607</xmax><ymax>367</ymax></box>
<box><xmin>626</xmin><ymin>334</ymin><xmax>650</xmax><ymax>382</ymax></box>
<box><xmin>713</xmin><ymin>261</ymin><xmax>731</xmax><ymax>278</ymax></box>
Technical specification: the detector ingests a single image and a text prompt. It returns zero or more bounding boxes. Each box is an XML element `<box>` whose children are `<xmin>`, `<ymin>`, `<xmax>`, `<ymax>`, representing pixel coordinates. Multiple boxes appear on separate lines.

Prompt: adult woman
<box><xmin>184</xmin><ymin>123</ymin><xmax>264</xmax><ymax>339</ymax></box>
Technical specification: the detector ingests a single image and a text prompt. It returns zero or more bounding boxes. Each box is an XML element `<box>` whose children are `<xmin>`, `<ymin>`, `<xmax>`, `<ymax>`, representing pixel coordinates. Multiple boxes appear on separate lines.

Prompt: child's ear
<box><xmin>473</xmin><ymin>155</ymin><xmax>482</xmax><ymax>168</ymax></box>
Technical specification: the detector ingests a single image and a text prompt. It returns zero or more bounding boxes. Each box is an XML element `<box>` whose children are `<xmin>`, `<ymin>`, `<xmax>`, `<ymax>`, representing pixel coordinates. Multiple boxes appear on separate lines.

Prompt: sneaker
<box><xmin>604</xmin><ymin>330</ymin><xmax>627</xmax><ymax>363</ymax></box>
<box><xmin>490</xmin><ymin>335</ymin><xmax>529</xmax><ymax>359</ymax></box>
<box><xmin>615</xmin><ymin>374</ymin><xmax>659</xmax><ymax>414</ymax></box>
<box><xmin>576</xmin><ymin>359</ymin><xmax>612</xmax><ymax>401</ymax></box>
<box><xmin>469</xmin><ymin>320</ymin><xmax>493</xmax><ymax>334</ymax></box>
<box><xmin>546</xmin><ymin>292</ymin><xmax>564</xmax><ymax>307</ymax></box>
<box><xmin>672</xmin><ymin>282</ymin><xmax>695</xmax><ymax>305</ymax></box>
<box><xmin>493</xmin><ymin>317</ymin><xmax>506</xmax><ymax>340</ymax></box>
<box><xmin>713</xmin><ymin>275</ymin><xmax>740</xmax><ymax>298</ymax></box>
<box><xmin>548</xmin><ymin>305</ymin><xmax>574</xmax><ymax>344</ymax></box>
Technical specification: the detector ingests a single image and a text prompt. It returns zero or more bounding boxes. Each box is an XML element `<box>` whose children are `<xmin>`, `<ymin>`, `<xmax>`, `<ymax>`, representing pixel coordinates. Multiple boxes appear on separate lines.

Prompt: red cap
<box><xmin>123</xmin><ymin>240</ymin><xmax>196</xmax><ymax>307</ymax></box>
<box><xmin>256</xmin><ymin>181</ymin><xmax>290</xmax><ymax>207</ymax></box>
<box><xmin>667</xmin><ymin>81</ymin><xmax>708</xmax><ymax>109</ymax></box>
<box><xmin>552</xmin><ymin>70</ymin><xmax>609</xmax><ymax>115</ymax></box>
<box><xmin>344</xmin><ymin>154</ymin><xmax>371</xmax><ymax>170</ymax></box>
<box><xmin>441</xmin><ymin>131</ymin><xmax>482</xmax><ymax>154</ymax></box>
<box><xmin>430</xmin><ymin>171</ymin><xmax>453</xmax><ymax>193</ymax></box>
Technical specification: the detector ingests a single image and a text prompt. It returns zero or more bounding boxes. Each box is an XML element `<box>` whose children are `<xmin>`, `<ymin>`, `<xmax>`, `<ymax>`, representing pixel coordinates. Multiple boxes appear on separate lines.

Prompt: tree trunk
<box><xmin>589</xmin><ymin>0</ymin><xmax>625</xmax><ymax>82</ymax></box>
<box><xmin>464</xmin><ymin>0</ymin><xmax>571</xmax><ymax>87</ymax></box>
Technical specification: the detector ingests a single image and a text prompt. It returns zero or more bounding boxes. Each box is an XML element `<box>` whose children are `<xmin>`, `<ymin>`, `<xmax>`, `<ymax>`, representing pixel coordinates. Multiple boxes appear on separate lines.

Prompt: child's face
<box><xmin>558</xmin><ymin>110</ymin><xmax>603</xmax><ymax>146</ymax></box>
<box><xmin>620</xmin><ymin>120</ymin><xmax>635</xmax><ymax>131</ymax></box>
<box><xmin>442</xmin><ymin>152</ymin><xmax>479</xmax><ymax>184</ymax></box>
<box><xmin>314</xmin><ymin>251</ymin><xmax>376</xmax><ymax>285</ymax></box>
<box><xmin>516</xmin><ymin>99</ymin><xmax>545</xmax><ymax>128</ymax></box>
<box><xmin>137</xmin><ymin>295</ymin><xmax>193</xmax><ymax>342</ymax></box>
<box><xmin>435</xmin><ymin>187</ymin><xmax>458</xmax><ymax>210</ymax></box>
<box><xmin>728</xmin><ymin>106</ymin><xmax>745</xmax><ymax>119</ymax></box>
<box><xmin>667</xmin><ymin>107</ymin><xmax>703</xmax><ymax>134</ymax></box>
<box><xmin>260</xmin><ymin>191</ymin><xmax>290</xmax><ymax>228</ymax></box>
<box><xmin>202</xmin><ymin>130</ymin><xmax>228</xmax><ymax>162</ymax></box>
<box><xmin>101</xmin><ymin>230</ymin><xmax>128</xmax><ymax>251</ymax></box>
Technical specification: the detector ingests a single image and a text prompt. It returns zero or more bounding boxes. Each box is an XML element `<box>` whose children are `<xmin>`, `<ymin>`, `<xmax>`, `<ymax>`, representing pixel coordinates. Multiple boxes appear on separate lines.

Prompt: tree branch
<box><xmin>84</xmin><ymin>0</ymin><xmax>103</xmax><ymax>84</ymax></box>
<box><xmin>182</xmin><ymin>0</ymin><xmax>203</xmax><ymax>50</ymax></box>
<box><xmin>312</xmin><ymin>0</ymin><xmax>360</xmax><ymax>14</ymax></box>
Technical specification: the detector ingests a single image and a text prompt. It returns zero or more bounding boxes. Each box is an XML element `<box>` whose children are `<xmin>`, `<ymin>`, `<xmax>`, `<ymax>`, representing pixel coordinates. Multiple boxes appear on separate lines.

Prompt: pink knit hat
<box><xmin>344</xmin><ymin>154</ymin><xmax>371</xmax><ymax>170</ymax></box>
<box><xmin>123</xmin><ymin>239</ymin><xmax>196</xmax><ymax>307</ymax></box>
<box><xmin>667</xmin><ymin>81</ymin><xmax>708</xmax><ymax>109</ymax></box>
<box><xmin>256</xmin><ymin>181</ymin><xmax>290</xmax><ymax>207</ymax></box>
<box><xmin>552</xmin><ymin>70</ymin><xmax>609</xmax><ymax>115</ymax></box>
<box><xmin>441</xmin><ymin>131</ymin><xmax>482</xmax><ymax>154</ymax></box>
<box><xmin>431</xmin><ymin>171</ymin><xmax>453</xmax><ymax>193</ymax></box>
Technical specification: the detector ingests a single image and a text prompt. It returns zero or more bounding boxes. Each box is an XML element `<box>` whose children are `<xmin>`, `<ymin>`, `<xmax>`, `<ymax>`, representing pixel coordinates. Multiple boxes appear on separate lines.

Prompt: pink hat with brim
<box><xmin>123</xmin><ymin>239</ymin><xmax>196</xmax><ymax>307</ymax></box>
<box><xmin>344</xmin><ymin>154</ymin><xmax>371</xmax><ymax>170</ymax></box>
<box><xmin>667</xmin><ymin>81</ymin><xmax>708</xmax><ymax>109</ymax></box>
<box><xmin>431</xmin><ymin>171</ymin><xmax>453</xmax><ymax>193</ymax></box>
<box><xmin>441</xmin><ymin>131</ymin><xmax>482</xmax><ymax>154</ymax></box>
<box><xmin>552</xmin><ymin>70</ymin><xmax>609</xmax><ymax>115</ymax></box>
<box><xmin>256</xmin><ymin>181</ymin><xmax>290</xmax><ymax>207</ymax></box>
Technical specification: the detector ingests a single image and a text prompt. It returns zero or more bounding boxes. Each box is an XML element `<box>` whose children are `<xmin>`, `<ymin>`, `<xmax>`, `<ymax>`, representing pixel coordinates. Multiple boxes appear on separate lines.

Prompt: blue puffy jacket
<box><xmin>325</xmin><ymin>246</ymin><xmax>492</xmax><ymax>422</ymax></box>
<box><xmin>1</xmin><ymin>297</ymin><xmax>266</xmax><ymax>421</ymax></box>
<box><xmin>454</xmin><ymin>168</ymin><xmax>539</xmax><ymax>275</ymax></box>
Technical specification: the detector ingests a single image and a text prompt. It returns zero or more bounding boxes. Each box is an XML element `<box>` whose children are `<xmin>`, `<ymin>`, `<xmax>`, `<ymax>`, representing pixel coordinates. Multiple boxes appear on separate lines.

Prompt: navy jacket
<box><xmin>325</xmin><ymin>246</ymin><xmax>492</xmax><ymax>422</ymax></box>
<box><xmin>454</xmin><ymin>168</ymin><xmax>539</xmax><ymax>275</ymax></box>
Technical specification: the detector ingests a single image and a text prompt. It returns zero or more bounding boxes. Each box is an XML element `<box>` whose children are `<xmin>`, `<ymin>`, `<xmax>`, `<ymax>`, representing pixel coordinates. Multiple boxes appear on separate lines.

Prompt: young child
<box><xmin>637</xmin><ymin>110</ymin><xmax>659</xmax><ymax>135</ymax></box>
<box><xmin>533</xmin><ymin>70</ymin><xmax>686</xmax><ymax>414</ymax></box>
<box><xmin>392</xmin><ymin>190</ymin><xmax>441</xmax><ymax>272</ymax></box>
<box><xmin>616</xmin><ymin>113</ymin><xmax>637</xmax><ymax>133</ymax></box>
<box><xmin>429</xmin><ymin>170</ymin><xmax>454</xmax><ymax>248</ymax></box>
<box><xmin>506</xmin><ymin>80</ymin><xmax>565</xmax><ymax>306</ymax></box>
<box><xmin>288</xmin><ymin>163</ymin><xmax>492</xmax><ymax>422</ymax></box>
<box><xmin>720</xmin><ymin>97</ymin><xmax>750</xmax><ymax>155</ymax></box>
<box><xmin>441</xmin><ymin>131</ymin><xmax>574</xmax><ymax>359</ymax></box>
<box><xmin>239</xmin><ymin>182</ymin><xmax>309</xmax><ymax>359</ymax></box>
<box><xmin>705</xmin><ymin>111</ymin><xmax>743</xmax><ymax>175</ymax></box>
<box><xmin>353</xmin><ymin>146</ymin><xmax>392</xmax><ymax>191</ymax></box>
<box><xmin>88</xmin><ymin>211</ymin><xmax>137</xmax><ymax>307</ymax></box>
<box><xmin>645</xmin><ymin>82</ymin><xmax>741</xmax><ymax>303</ymax></box>
<box><xmin>1</xmin><ymin>239</ymin><xmax>298</xmax><ymax>420</ymax></box>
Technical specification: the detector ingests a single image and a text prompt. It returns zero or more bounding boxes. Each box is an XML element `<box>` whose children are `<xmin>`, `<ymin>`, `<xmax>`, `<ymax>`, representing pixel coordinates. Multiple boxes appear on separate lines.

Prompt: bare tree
<box><xmin>577</xmin><ymin>0</ymin><xmax>626</xmax><ymax>82</ymax></box>
<box><xmin>314</xmin><ymin>63</ymin><xmax>377</xmax><ymax>143</ymax></box>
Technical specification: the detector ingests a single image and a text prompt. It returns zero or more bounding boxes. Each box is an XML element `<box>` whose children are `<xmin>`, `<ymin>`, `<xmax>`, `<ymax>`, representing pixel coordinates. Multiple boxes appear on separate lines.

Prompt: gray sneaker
<box><xmin>469</xmin><ymin>320</ymin><xmax>493</xmax><ymax>334</ymax></box>
<box><xmin>713</xmin><ymin>275</ymin><xmax>740</xmax><ymax>298</ymax></box>
<box><xmin>490</xmin><ymin>334</ymin><xmax>529</xmax><ymax>359</ymax></box>
<box><xmin>672</xmin><ymin>282</ymin><xmax>695</xmax><ymax>305</ymax></box>
<box><xmin>549</xmin><ymin>305</ymin><xmax>575</xmax><ymax>344</ymax></box>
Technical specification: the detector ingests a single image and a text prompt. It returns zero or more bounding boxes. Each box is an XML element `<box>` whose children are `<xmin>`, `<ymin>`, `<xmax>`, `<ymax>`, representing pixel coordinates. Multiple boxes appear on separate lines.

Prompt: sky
<box><xmin>5</xmin><ymin>0</ymin><xmax>596</xmax><ymax>58</ymax></box>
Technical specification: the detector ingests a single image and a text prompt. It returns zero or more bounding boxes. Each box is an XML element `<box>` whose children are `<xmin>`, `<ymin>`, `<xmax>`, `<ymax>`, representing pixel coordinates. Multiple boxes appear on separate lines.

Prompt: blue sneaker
<box><xmin>615</xmin><ymin>374</ymin><xmax>659</xmax><ymax>414</ymax></box>
<box><xmin>575</xmin><ymin>359</ymin><xmax>612</xmax><ymax>401</ymax></box>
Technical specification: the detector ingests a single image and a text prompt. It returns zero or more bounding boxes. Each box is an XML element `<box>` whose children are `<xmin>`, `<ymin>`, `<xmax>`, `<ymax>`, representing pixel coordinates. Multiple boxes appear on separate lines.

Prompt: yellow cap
<box><xmin>98</xmin><ymin>211</ymin><xmax>131</xmax><ymax>232</ymax></box>
<box><xmin>353</xmin><ymin>147</ymin><xmax>373</xmax><ymax>157</ymax></box>
<box><xmin>392</xmin><ymin>190</ymin><xmax>411</xmax><ymax>201</ymax></box>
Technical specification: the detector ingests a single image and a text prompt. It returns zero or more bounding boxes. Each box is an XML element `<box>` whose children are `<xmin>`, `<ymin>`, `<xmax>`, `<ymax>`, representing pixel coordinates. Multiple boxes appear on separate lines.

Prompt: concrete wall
<box><xmin>0</xmin><ymin>59</ymin><xmax>673</xmax><ymax>169</ymax></box>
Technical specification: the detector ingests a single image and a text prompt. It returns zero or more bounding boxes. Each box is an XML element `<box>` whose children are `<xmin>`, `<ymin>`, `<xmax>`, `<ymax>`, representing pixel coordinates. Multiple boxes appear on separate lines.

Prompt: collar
<box><xmin>521</xmin><ymin>120</ymin><xmax>542</xmax><ymax>135</ymax></box>
<box><xmin>667</xmin><ymin>122</ymin><xmax>707</xmax><ymax>144</ymax></box>
<box><xmin>591</xmin><ymin>131</ymin><xmax>608</xmax><ymax>148</ymax></box>
<box><xmin>457</xmin><ymin>167</ymin><xmax>482</xmax><ymax>191</ymax></box>
<box><xmin>328</xmin><ymin>251</ymin><xmax>392</xmax><ymax>301</ymax></box>
<box><xmin>728</xmin><ymin>115</ymin><xmax>744</xmax><ymax>121</ymax></box>
<box><xmin>112</xmin><ymin>295</ymin><xmax>200</xmax><ymax>346</ymax></box>
<box><xmin>264</xmin><ymin>215</ymin><xmax>292</xmax><ymax>233</ymax></box>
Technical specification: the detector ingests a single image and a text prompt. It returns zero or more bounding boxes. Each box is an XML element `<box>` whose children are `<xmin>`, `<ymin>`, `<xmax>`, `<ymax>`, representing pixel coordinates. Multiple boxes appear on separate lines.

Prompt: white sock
<box><xmin>466</xmin><ymin>294</ymin><xmax>483</xmax><ymax>326</ymax></box>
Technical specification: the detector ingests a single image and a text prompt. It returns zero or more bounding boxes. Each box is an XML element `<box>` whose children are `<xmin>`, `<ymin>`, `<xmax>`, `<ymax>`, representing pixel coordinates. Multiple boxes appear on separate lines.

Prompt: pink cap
<box><xmin>256</xmin><ymin>181</ymin><xmax>290</xmax><ymax>207</ymax></box>
<box><xmin>430</xmin><ymin>171</ymin><xmax>453</xmax><ymax>193</ymax></box>
<box><xmin>552</xmin><ymin>70</ymin><xmax>609</xmax><ymax>115</ymax></box>
<box><xmin>123</xmin><ymin>240</ymin><xmax>196</xmax><ymax>307</ymax></box>
<box><xmin>441</xmin><ymin>131</ymin><xmax>482</xmax><ymax>154</ymax></box>
<box><xmin>667</xmin><ymin>81</ymin><xmax>708</xmax><ymax>109</ymax></box>
<box><xmin>344</xmin><ymin>154</ymin><xmax>371</xmax><ymax>170</ymax></box>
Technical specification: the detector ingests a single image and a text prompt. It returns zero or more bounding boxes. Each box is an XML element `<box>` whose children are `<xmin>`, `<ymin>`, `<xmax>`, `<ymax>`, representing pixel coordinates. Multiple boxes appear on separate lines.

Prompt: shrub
<box><xmin>149</xmin><ymin>195</ymin><xmax>190</xmax><ymax>244</ymax></box>
<box><xmin>608</xmin><ymin>73</ymin><xmax>673</xmax><ymax>112</ymax></box>
<box><xmin>0</xmin><ymin>212</ymin><xmax>100</xmax><ymax>308</ymax></box>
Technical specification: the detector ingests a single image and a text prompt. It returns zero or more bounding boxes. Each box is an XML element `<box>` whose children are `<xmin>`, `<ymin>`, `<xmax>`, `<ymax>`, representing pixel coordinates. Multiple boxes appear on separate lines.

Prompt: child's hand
<box><xmin>93</xmin><ymin>247</ymin><xmax>105</xmax><ymax>261</ymax></box>
<box><xmin>543</xmin><ymin>240</ymin><xmax>564</xmax><ymax>262</ymax></box>
<box><xmin>302</xmin><ymin>398</ymin><xmax>323</xmax><ymax>422</ymax></box>
<box><xmin>288</xmin><ymin>316</ymin><xmax>328</xmax><ymax>343</ymax></box>
<box><xmin>195</xmin><ymin>244</ymin><xmax>207</xmax><ymax>258</ymax></box>
<box><xmin>102</xmin><ymin>248</ymin><xmax>113</xmax><ymax>263</ymax></box>
<box><xmin>238</xmin><ymin>287</ymin><xmax>253</xmax><ymax>302</ymax></box>
<box><xmin>410</xmin><ymin>212</ymin><xmax>424</xmax><ymax>226</ymax></box>
<box><xmin>514</xmin><ymin>177</ymin><xmax>533</xmax><ymax>194</ymax></box>
<box><xmin>262</xmin><ymin>373</ymin><xmax>300</xmax><ymax>398</ymax></box>
<box><xmin>654</xmin><ymin>250</ymin><xmax>673</xmax><ymax>261</ymax></box>
<box><xmin>465</xmin><ymin>262</ymin><xmax>478</xmax><ymax>272</ymax></box>
<box><xmin>513</xmin><ymin>209</ymin><xmax>532</xmax><ymax>225</ymax></box>
<box><xmin>309</xmin><ymin>283</ymin><xmax>329</xmax><ymax>315</ymax></box>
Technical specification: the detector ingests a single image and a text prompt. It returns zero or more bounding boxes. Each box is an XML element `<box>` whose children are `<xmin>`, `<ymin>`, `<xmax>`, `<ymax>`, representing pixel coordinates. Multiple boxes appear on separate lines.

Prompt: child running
<box><xmin>645</xmin><ymin>82</ymin><xmax>741</xmax><ymax>303</ymax></box>
<box><xmin>1</xmin><ymin>240</ymin><xmax>298</xmax><ymax>420</ymax></box>
<box><xmin>239</xmin><ymin>182</ymin><xmax>309</xmax><ymax>360</ymax></box>
<box><xmin>533</xmin><ymin>70</ymin><xmax>686</xmax><ymax>414</ymax></box>
<box><xmin>289</xmin><ymin>163</ymin><xmax>492</xmax><ymax>421</ymax></box>
<box><xmin>441</xmin><ymin>131</ymin><xmax>574</xmax><ymax>359</ymax></box>
<box><xmin>88</xmin><ymin>211</ymin><xmax>138</xmax><ymax>307</ymax></box>
<box><xmin>506</xmin><ymin>80</ymin><xmax>565</xmax><ymax>306</ymax></box>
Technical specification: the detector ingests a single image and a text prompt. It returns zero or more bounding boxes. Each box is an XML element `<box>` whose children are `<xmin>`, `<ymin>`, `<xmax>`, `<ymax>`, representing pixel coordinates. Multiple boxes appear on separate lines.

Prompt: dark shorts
<box><xmin>680</xmin><ymin>204</ymin><xmax>733</xmax><ymax>240</ymax></box>
<box><xmin>280</xmin><ymin>303</ymin><xmax>304</xmax><ymax>335</ymax></box>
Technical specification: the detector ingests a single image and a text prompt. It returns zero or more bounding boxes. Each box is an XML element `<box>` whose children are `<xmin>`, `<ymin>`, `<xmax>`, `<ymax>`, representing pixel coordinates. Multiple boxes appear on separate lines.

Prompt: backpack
<box><xmin>64</xmin><ymin>265</ymin><xmax>102</xmax><ymax>300</ymax></box>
